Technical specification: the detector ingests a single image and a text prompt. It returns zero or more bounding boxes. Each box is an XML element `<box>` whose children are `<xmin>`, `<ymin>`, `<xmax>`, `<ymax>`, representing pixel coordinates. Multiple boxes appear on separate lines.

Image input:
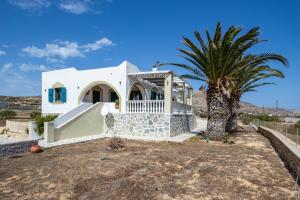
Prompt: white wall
<box><xmin>42</xmin><ymin>61</ymin><xmax>140</xmax><ymax>114</ymax></box>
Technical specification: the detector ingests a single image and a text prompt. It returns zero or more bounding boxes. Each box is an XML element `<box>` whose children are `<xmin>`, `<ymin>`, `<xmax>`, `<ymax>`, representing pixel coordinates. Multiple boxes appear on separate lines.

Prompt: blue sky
<box><xmin>0</xmin><ymin>0</ymin><xmax>299</xmax><ymax>109</ymax></box>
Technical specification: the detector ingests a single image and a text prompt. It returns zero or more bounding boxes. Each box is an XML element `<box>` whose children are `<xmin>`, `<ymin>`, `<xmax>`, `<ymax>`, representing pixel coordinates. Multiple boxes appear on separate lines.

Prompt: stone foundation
<box><xmin>170</xmin><ymin>115</ymin><xmax>195</xmax><ymax>137</ymax></box>
<box><xmin>104</xmin><ymin>113</ymin><xmax>194</xmax><ymax>139</ymax></box>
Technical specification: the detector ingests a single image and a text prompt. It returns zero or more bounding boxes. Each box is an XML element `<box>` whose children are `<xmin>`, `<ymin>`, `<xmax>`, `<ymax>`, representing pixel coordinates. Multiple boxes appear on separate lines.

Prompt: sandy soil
<box><xmin>0</xmin><ymin>126</ymin><xmax>296</xmax><ymax>200</ymax></box>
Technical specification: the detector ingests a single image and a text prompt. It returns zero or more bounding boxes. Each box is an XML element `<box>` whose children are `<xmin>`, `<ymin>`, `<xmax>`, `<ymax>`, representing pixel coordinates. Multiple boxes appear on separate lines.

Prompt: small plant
<box><xmin>223</xmin><ymin>133</ymin><xmax>230</xmax><ymax>144</ymax></box>
<box><xmin>0</xmin><ymin>128</ymin><xmax>9</xmax><ymax>135</ymax></box>
<box><xmin>114</xmin><ymin>99</ymin><xmax>120</xmax><ymax>109</ymax></box>
<box><xmin>34</xmin><ymin>115</ymin><xmax>58</xmax><ymax>136</ymax></box>
<box><xmin>30</xmin><ymin>112</ymin><xmax>41</xmax><ymax>119</ymax></box>
<box><xmin>107</xmin><ymin>137</ymin><xmax>125</xmax><ymax>150</ymax></box>
<box><xmin>0</xmin><ymin>110</ymin><xmax>16</xmax><ymax>119</ymax></box>
<box><xmin>25</xmin><ymin>128</ymin><xmax>29</xmax><ymax>135</ymax></box>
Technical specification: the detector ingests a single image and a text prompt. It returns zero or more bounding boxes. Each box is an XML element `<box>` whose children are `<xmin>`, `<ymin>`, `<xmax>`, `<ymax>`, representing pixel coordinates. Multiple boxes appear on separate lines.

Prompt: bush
<box><xmin>0</xmin><ymin>128</ymin><xmax>9</xmax><ymax>135</ymax></box>
<box><xmin>34</xmin><ymin>115</ymin><xmax>58</xmax><ymax>136</ymax></box>
<box><xmin>0</xmin><ymin>110</ymin><xmax>16</xmax><ymax>119</ymax></box>
<box><xmin>239</xmin><ymin>113</ymin><xmax>280</xmax><ymax>125</ymax></box>
<box><xmin>107</xmin><ymin>137</ymin><xmax>126</xmax><ymax>150</ymax></box>
<box><xmin>30</xmin><ymin>112</ymin><xmax>41</xmax><ymax>119</ymax></box>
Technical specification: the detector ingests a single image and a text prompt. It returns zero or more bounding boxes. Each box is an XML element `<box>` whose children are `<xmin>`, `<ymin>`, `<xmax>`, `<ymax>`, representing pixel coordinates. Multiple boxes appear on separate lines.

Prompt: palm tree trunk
<box><xmin>225</xmin><ymin>95</ymin><xmax>240</xmax><ymax>133</ymax></box>
<box><xmin>205</xmin><ymin>87</ymin><xmax>228</xmax><ymax>141</ymax></box>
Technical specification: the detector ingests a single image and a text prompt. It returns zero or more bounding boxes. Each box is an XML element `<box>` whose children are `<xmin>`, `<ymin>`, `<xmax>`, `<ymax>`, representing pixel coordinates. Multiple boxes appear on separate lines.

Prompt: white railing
<box><xmin>127</xmin><ymin>100</ymin><xmax>164</xmax><ymax>113</ymax></box>
<box><xmin>172</xmin><ymin>101</ymin><xmax>192</xmax><ymax>114</ymax></box>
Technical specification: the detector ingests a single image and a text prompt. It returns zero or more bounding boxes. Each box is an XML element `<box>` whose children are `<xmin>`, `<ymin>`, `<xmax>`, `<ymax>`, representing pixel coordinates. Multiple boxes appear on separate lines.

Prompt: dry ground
<box><xmin>0</xmin><ymin>126</ymin><xmax>296</xmax><ymax>200</ymax></box>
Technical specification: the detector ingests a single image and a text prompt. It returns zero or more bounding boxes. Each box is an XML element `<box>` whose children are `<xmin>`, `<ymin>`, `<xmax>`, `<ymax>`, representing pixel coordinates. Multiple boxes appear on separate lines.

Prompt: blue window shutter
<box><xmin>61</xmin><ymin>87</ymin><xmax>67</xmax><ymax>103</ymax></box>
<box><xmin>48</xmin><ymin>88</ymin><xmax>54</xmax><ymax>103</ymax></box>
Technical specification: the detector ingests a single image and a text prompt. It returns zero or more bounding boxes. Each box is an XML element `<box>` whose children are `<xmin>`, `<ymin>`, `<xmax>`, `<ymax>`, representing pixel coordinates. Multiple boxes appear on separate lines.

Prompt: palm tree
<box><xmin>163</xmin><ymin>22</ymin><xmax>285</xmax><ymax>140</ymax></box>
<box><xmin>226</xmin><ymin>55</ymin><xmax>288</xmax><ymax>133</ymax></box>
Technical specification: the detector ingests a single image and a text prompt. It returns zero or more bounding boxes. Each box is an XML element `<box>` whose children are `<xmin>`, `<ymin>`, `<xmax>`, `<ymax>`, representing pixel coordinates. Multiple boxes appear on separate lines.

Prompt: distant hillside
<box><xmin>0</xmin><ymin>96</ymin><xmax>41</xmax><ymax>111</ymax></box>
<box><xmin>193</xmin><ymin>90</ymin><xmax>296</xmax><ymax>117</ymax></box>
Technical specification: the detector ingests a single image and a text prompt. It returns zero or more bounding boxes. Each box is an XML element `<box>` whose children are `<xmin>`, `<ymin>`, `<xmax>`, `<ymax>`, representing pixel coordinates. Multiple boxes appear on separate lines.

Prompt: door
<box><xmin>93</xmin><ymin>90</ymin><xmax>101</xmax><ymax>104</ymax></box>
<box><xmin>110</xmin><ymin>91</ymin><xmax>119</xmax><ymax>102</ymax></box>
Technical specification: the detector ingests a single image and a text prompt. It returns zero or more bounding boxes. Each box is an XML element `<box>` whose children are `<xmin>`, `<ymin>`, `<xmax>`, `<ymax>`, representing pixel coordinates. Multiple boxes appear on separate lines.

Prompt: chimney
<box><xmin>152</xmin><ymin>61</ymin><xmax>160</xmax><ymax>72</ymax></box>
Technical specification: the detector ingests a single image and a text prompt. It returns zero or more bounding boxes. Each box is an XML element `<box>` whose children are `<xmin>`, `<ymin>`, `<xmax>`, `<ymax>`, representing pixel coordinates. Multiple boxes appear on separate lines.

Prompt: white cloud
<box><xmin>8</xmin><ymin>0</ymin><xmax>51</xmax><ymax>11</ymax></box>
<box><xmin>19</xmin><ymin>63</ymin><xmax>48</xmax><ymax>72</ymax></box>
<box><xmin>59</xmin><ymin>0</ymin><xmax>91</xmax><ymax>14</ymax></box>
<box><xmin>0</xmin><ymin>63</ymin><xmax>40</xmax><ymax>95</ymax></box>
<box><xmin>82</xmin><ymin>37</ymin><xmax>113</xmax><ymax>52</ymax></box>
<box><xmin>22</xmin><ymin>37</ymin><xmax>114</xmax><ymax>60</ymax></box>
<box><xmin>0</xmin><ymin>63</ymin><xmax>13</xmax><ymax>77</ymax></box>
<box><xmin>8</xmin><ymin>0</ymin><xmax>107</xmax><ymax>14</ymax></box>
<box><xmin>23</xmin><ymin>42</ymin><xmax>84</xmax><ymax>59</ymax></box>
<box><xmin>0</xmin><ymin>50</ymin><xmax>6</xmax><ymax>56</ymax></box>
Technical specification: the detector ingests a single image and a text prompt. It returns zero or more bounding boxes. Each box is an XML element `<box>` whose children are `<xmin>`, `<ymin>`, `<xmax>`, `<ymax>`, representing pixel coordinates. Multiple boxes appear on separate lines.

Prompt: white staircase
<box><xmin>53</xmin><ymin>103</ymin><xmax>93</xmax><ymax>129</ymax></box>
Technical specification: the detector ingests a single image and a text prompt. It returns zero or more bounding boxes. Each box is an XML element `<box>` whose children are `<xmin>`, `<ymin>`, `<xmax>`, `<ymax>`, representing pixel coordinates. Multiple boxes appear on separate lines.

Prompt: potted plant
<box><xmin>115</xmin><ymin>99</ymin><xmax>120</xmax><ymax>109</ymax></box>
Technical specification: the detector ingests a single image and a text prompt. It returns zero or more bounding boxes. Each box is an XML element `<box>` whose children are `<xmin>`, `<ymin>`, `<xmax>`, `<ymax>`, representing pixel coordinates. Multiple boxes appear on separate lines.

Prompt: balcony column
<box><xmin>188</xmin><ymin>87</ymin><xmax>193</xmax><ymax>105</ymax></box>
<box><xmin>182</xmin><ymin>83</ymin><xmax>186</xmax><ymax>104</ymax></box>
<box><xmin>164</xmin><ymin>72</ymin><xmax>173</xmax><ymax>114</ymax></box>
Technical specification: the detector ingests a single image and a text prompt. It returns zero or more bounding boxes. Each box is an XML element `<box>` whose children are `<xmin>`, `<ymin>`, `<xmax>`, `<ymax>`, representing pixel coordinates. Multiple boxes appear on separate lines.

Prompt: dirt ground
<box><xmin>0</xmin><ymin>126</ymin><xmax>296</xmax><ymax>200</ymax></box>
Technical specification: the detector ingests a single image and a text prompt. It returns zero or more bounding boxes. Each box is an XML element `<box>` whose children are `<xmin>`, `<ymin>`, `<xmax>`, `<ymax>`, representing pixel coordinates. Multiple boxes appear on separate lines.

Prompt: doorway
<box><xmin>93</xmin><ymin>90</ymin><xmax>101</xmax><ymax>104</ymax></box>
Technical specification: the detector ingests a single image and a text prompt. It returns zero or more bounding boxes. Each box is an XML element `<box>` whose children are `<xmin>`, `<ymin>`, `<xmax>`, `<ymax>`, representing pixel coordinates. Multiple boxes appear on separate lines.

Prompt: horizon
<box><xmin>0</xmin><ymin>0</ymin><xmax>299</xmax><ymax>109</ymax></box>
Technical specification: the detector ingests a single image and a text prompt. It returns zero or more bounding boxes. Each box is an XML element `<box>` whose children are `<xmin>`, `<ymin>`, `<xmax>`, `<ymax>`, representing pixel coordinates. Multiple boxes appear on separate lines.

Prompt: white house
<box><xmin>38</xmin><ymin>61</ymin><xmax>195</xmax><ymax>146</ymax></box>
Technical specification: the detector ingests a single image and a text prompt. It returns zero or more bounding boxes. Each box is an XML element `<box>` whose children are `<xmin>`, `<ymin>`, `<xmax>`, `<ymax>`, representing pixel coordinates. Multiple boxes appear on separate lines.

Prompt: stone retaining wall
<box><xmin>258</xmin><ymin>126</ymin><xmax>300</xmax><ymax>176</ymax></box>
<box><xmin>104</xmin><ymin>113</ymin><xmax>194</xmax><ymax>139</ymax></box>
<box><xmin>170</xmin><ymin>115</ymin><xmax>194</xmax><ymax>137</ymax></box>
<box><xmin>104</xmin><ymin>113</ymin><xmax>170</xmax><ymax>139</ymax></box>
<box><xmin>0</xmin><ymin>140</ymin><xmax>38</xmax><ymax>156</ymax></box>
<box><xmin>6</xmin><ymin>120</ymin><xmax>28</xmax><ymax>133</ymax></box>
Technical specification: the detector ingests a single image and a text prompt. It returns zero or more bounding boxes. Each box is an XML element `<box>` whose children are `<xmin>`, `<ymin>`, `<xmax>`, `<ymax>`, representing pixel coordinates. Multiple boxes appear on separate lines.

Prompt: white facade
<box><xmin>42</xmin><ymin>61</ymin><xmax>139</xmax><ymax>114</ymax></box>
<box><xmin>39</xmin><ymin>61</ymin><xmax>196</xmax><ymax>145</ymax></box>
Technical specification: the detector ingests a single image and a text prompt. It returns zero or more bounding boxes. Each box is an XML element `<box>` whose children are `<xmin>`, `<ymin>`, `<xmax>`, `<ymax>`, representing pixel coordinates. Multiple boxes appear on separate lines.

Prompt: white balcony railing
<box><xmin>172</xmin><ymin>101</ymin><xmax>192</xmax><ymax>114</ymax></box>
<box><xmin>127</xmin><ymin>100</ymin><xmax>164</xmax><ymax>113</ymax></box>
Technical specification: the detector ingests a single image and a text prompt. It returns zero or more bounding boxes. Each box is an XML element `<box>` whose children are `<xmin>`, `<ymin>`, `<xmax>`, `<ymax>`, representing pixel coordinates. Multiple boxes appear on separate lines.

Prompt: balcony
<box><xmin>126</xmin><ymin>100</ymin><xmax>192</xmax><ymax>114</ymax></box>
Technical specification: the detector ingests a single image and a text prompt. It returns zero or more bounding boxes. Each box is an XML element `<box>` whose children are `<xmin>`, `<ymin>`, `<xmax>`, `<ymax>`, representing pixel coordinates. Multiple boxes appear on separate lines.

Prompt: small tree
<box><xmin>0</xmin><ymin>110</ymin><xmax>16</xmax><ymax>119</ymax></box>
<box><xmin>34</xmin><ymin>115</ymin><xmax>58</xmax><ymax>136</ymax></box>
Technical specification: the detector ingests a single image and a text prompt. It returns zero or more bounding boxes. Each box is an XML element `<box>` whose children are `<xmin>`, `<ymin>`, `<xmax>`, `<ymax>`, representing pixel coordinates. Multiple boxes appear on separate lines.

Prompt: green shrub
<box><xmin>30</xmin><ymin>112</ymin><xmax>41</xmax><ymax>119</ymax></box>
<box><xmin>0</xmin><ymin>128</ymin><xmax>9</xmax><ymax>135</ymax></box>
<box><xmin>199</xmin><ymin>112</ymin><xmax>208</xmax><ymax>118</ymax></box>
<box><xmin>239</xmin><ymin>113</ymin><xmax>280</xmax><ymax>125</ymax></box>
<box><xmin>0</xmin><ymin>110</ymin><xmax>16</xmax><ymax>119</ymax></box>
<box><xmin>34</xmin><ymin>115</ymin><xmax>58</xmax><ymax>136</ymax></box>
<box><xmin>223</xmin><ymin>133</ymin><xmax>230</xmax><ymax>144</ymax></box>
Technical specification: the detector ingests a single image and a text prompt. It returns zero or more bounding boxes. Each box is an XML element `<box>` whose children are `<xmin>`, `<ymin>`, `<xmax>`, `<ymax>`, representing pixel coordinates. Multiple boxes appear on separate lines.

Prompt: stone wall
<box><xmin>170</xmin><ymin>114</ymin><xmax>194</xmax><ymax>137</ymax></box>
<box><xmin>0</xmin><ymin>140</ymin><xmax>38</xmax><ymax>156</ymax></box>
<box><xmin>104</xmin><ymin>113</ymin><xmax>170</xmax><ymax>139</ymax></box>
<box><xmin>104</xmin><ymin>113</ymin><xmax>195</xmax><ymax>139</ymax></box>
<box><xmin>258</xmin><ymin>126</ymin><xmax>300</xmax><ymax>176</ymax></box>
<box><xmin>6</xmin><ymin>120</ymin><xmax>28</xmax><ymax>133</ymax></box>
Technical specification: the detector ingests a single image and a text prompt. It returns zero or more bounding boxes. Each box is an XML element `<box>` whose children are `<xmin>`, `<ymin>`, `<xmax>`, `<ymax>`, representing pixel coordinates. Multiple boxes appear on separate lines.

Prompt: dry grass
<box><xmin>0</xmin><ymin>126</ymin><xmax>296</xmax><ymax>200</ymax></box>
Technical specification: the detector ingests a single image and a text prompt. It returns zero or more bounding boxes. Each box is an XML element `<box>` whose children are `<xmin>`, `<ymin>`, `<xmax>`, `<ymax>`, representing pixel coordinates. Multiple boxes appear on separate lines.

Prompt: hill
<box><xmin>193</xmin><ymin>90</ymin><xmax>296</xmax><ymax>116</ymax></box>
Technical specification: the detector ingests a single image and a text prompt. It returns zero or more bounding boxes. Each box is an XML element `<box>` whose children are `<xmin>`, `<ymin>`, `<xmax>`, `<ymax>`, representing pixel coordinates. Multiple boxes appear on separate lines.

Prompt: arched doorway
<box><xmin>78</xmin><ymin>81</ymin><xmax>121</xmax><ymax>105</ymax></box>
<box><xmin>129</xmin><ymin>84</ymin><xmax>145</xmax><ymax>100</ymax></box>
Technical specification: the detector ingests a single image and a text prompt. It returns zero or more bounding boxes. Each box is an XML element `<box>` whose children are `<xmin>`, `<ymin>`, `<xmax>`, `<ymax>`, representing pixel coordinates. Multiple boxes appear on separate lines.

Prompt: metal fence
<box><xmin>253</xmin><ymin>119</ymin><xmax>300</xmax><ymax>147</ymax></box>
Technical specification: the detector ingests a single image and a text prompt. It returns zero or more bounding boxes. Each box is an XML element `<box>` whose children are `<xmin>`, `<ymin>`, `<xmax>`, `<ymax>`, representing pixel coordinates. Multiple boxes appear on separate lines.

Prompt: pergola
<box><xmin>128</xmin><ymin>70</ymin><xmax>193</xmax><ymax>114</ymax></box>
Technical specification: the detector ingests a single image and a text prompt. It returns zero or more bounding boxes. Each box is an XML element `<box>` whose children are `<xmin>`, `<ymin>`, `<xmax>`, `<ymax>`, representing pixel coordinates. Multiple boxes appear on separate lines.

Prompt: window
<box><xmin>48</xmin><ymin>87</ymin><xmax>67</xmax><ymax>103</ymax></box>
<box><xmin>55</xmin><ymin>88</ymin><xmax>61</xmax><ymax>101</ymax></box>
